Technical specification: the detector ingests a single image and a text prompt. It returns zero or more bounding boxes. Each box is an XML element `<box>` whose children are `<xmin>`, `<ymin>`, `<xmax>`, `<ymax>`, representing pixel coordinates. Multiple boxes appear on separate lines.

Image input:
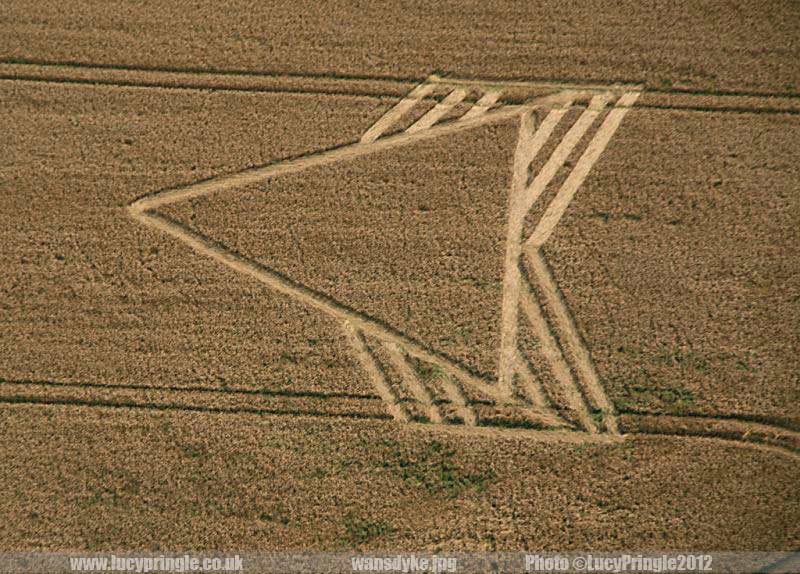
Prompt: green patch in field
<box><xmin>307</xmin><ymin>466</ymin><xmax>328</xmax><ymax>479</ymax></box>
<box><xmin>343</xmin><ymin>515</ymin><xmax>391</xmax><ymax>545</ymax></box>
<box><xmin>590</xmin><ymin>208</ymin><xmax>610</xmax><ymax>223</ymax></box>
<box><xmin>615</xmin><ymin>381</ymin><xmax>696</xmax><ymax>413</ymax></box>
<box><xmin>653</xmin><ymin>348</ymin><xmax>724</xmax><ymax>375</ymax></box>
<box><xmin>79</xmin><ymin>479</ymin><xmax>139</xmax><ymax>509</ymax></box>
<box><xmin>619</xmin><ymin>345</ymin><xmax>762</xmax><ymax>378</ymax></box>
<box><xmin>258</xmin><ymin>506</ymin><xmax>291</xmax><ymax>526</ymax></box>
<box><xmin>380</xmin><ymin>440</ymin><xmax>496</xmax><ymax>498</ymax></box>
<box><xmin>417</xmin><ymin>363</ymin><xmax>446</xmax><ymax>382</ymax></box>
<box><xmin>589</xmin><ymin>409</ymin><xmax>605</xmax><ymax>429</ymax></box>
<box><xmin>179</xmin><ymin>442</ymin><xmax>209</xmax><ymax>461</ymax></box>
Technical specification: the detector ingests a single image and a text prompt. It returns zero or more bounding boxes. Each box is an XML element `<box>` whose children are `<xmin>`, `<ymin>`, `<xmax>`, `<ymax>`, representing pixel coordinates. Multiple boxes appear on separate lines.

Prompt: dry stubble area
<box><xmin>1</xmin><ymin>404</ymin><xmax>798</xmax><ymax>551</ymax></box>
<box><xmin>1</xmin><ymin>1</ymin><xmax>799</xmax><ymax>94</ymax></box>
<box><xmin>541</xmin><ymin>108</ymin><xmax>800</xmax><ymax>429</ymax></box>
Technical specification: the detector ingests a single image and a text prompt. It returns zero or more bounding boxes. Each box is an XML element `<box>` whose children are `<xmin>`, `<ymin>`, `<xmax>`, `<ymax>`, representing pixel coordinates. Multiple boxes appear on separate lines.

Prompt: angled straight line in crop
<box><xmin>383</xmin><ymin>341</ymin><xmax>443</xmax><ymax>424</ymax></box>
<box><xmin>497</xmin><ymin>106</ymin><xmax>570</xmax><ymax>396</ymax></box>
<box><xmin>406</xmin><ymin>87</ymin><xmax>469</xmax><ymax>133</ymax></box>
<box><xmin>527</xmin><ymin>249</ymin><xmax>619</xmax><ymax>434</ymax></box>
<box><xmin>461</xmin><ymin>89</ymin><xmax>502</xmax><ymax>120</ymax></box>
<box><xmin>343</xmin><ymin>323</ymin><xmax>410</xmax><ymax>423</ymax></box>
<box><xmin>524</xmin><ymin>91</ymin><xmax>640</xmax><ymax>248</ymax></box>
<box><xmin>360</xmin><ymin>83</ymin><xmax>435</xmax><ymax>143</ymax></box>
<box><xmin>518</xmin><ymin>272</ymin><xmax>596</xmax><ymax>433</ymax></box>
<box><xmin>513</xmin><ymin>348</ymin><xmax>558</xmax><ymax>416</ymax></box>
<box><xmin>130</xmin><ymin>104</ymin><xmax>522</xmax><ymax>213</ymax></box>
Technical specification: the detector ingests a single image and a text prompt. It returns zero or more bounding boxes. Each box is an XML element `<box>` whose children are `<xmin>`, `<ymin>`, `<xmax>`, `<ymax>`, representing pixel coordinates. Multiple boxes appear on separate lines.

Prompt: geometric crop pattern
<box><xmin>128</xmin><ymin>76</ymin><xmax>642</xmax><ymax>441</ymax></box>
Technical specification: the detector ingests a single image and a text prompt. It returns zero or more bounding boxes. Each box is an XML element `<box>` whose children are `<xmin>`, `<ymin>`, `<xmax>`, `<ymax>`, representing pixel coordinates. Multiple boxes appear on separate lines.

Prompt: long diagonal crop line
<box><xmin>130</xmin><ymin>103</ymin><xmax>523</xmax><ymax>213</ymax></box>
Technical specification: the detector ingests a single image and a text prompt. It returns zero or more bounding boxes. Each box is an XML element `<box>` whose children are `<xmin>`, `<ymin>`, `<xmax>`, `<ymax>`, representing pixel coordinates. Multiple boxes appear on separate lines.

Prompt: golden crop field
<box><xmin>1</xmin><ymin>1</ymin><xmax>798</xmax><ymax>570</ymax></box>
